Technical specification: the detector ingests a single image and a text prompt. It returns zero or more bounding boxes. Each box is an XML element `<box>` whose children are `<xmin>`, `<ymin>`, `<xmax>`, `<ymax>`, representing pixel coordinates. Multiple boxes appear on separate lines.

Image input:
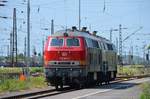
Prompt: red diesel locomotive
<box><xmin>44</xmin><ymin>27</ymin><xmax>117</xmax><ymax>89</ymax></box>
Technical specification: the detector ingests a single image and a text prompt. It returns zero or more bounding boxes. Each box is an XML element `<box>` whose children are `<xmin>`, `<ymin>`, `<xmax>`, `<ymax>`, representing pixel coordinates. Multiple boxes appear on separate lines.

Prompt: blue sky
<box><xmin>0</xmin><ymin>0</ymin><xmax>150</xmax><ymax>57</ymax></box>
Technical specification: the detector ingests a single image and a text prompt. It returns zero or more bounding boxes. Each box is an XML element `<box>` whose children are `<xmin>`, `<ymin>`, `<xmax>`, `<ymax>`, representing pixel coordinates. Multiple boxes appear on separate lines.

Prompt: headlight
<box><xmin>80</xmin><ymin>61</ymin><xmax>86</xmax><ymax>65</ymax></box>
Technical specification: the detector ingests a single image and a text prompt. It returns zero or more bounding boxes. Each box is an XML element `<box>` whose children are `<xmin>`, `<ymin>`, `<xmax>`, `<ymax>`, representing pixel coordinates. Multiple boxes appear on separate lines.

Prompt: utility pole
<box><xmin>131</xmin><ymin>46</ymin><xmax>134</xmax><ymax>64</ymax></box>
<box><xmin>128</xmin><ymin>49</ymin><xmax>131</xmax><ymax>65</ymax></box>
<box><xmin>79</xmin><ymin>0</ymin><xmax>81</xmax><ymax>30</ymax></box>
<box><xmin>118</xmin><ymin>24</ymin><xmax>127</xmax><ymax>70</ymax></box>
<box><xmin>51</xmin><ymin>19</ymin><xmax>54</xmax><ymax>35</ymax></box>
<box><xmin>15</xmin><ymin>9</ymin><xmax>17</xmax><ymax>67</ymax></box>
<box><xmin>119</xmin><ymin>24</ymin><xmax>127</xmax><ymax>72</ymax></box>
<box><xmin>24</xmin><ymin>37</ymin><xmax>27</xmax><ymax>65</ymax></box>
<box><xmin>0</xmin><ymin>47</ymin><xmax>3</xmax><ymax>56</ymax></box>
<box><xmin>128</xmin><ymin>45</ymin><xmax>133</xmax><ymax>65</ymax></box>
<box><xmin>10</xmin><ymin>32</ymin><xmax>13</xmax><ymax>65</ymax></box>
<box><xmin>110</xmin><ymin>28</ymin><xmax>118</xmax><ymax>42</ymax></box>
<box><xmin>143</xmin><ymin>43</ymin><xmax>146</xmax><ymax>66</ymax></box>
<box><xmin>26</xmin><ymin>0</ymin><xmax>30</xmax><ymax>78</ymax></box>
<box><xmin>42</xmin><ymin>38</ymin><xmax>44</xmax><ymax>67</ymax></box>
<box><xmin>119</xmin><ymin>24</ymin><xmax>122</xmax><ymax>66</ymax></box>
<box><xmin>147</xmin><ymin>49</ymin><xmax>150</xmax><ymax>66</ymax></box>
<box><xmin>116</xmin><ymin>37</ymin><xmax>118</xmax><ymax>53</ymax></box>
<box><xmin>110</xmin><ymin>29</ymin><xmax>112</xmax><ymax>42</ymax></box>
<box><xmin>12</xmin><ymin>8</ymin><xmax>17</xmax><ymax>67</ymax></box>
<box><xmin>147</xmin><ymin>46</ymin><xmax>150</xmax><ymax>66</ymax></box>
<box><xmin>7</xmin><ymin>45</ymin><xmax>9</xmax><ymax>58</ymax></box>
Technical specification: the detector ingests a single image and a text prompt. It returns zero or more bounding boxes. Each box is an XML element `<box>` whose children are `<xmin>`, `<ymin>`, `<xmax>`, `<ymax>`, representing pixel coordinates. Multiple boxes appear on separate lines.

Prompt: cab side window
<box><xmin>85</xmin><ymin>38</ymin><xmax>93</xmax><ymax>48</ymax></box>
<box><xmin>98</xmin><ymin>41</ymin><xmax>102</xmax><ymax>49</ymax></box>
<box><xmin>102</xmin><ymin>43</ymin><xmax>106</xmax><ymax>50</ymax></box>
<box><xmin>107</xmin><ymin>43</ymin><xmax>113</xmax><ymax>50</ymax></box>
<box><xmin>67</xmin><ymin>38</ymin><xmax>80</xmax><ymax>46</ymax></box>
<box><xmin>92</xmin><ymin>40</ymin><xmax>99</xmax><ymax>48</ymax></box>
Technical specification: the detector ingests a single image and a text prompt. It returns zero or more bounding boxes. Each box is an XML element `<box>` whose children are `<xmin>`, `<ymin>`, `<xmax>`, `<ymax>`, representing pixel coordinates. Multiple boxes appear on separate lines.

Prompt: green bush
<box><xmin>0</xmin><ymin>67</ymin><xmax>44</xmax><ymax>74</ymax></box>
<box><xmin>0</xmin><ymin>79</ymin><xmax>29</xmax><ymax>92</ymax></box>
<box><xmin>29</xmin><ymin>76</ymin><xmax>47</xmax><ymax>88</ymax></box>
<box><xmin>0</xmin><ymin>76</ymin><xmax>46</xmax><ymax>93</ymax></box>
<box><xmin>118</xmin><ymin>65</ymin><xmax>148</xmax><ymax>76</ymax></box>
<box><xmin>140</xmin><ymin>83</ymin><xmax>150</xmax><ymax>99</ymax></box>
<box><xmin>0</xmin><ymin>67</ymin><xmax>22</xmax><ymax>73</ymax></box>
<box><xmin>30</xmin><ymin>67</ymin><xmax>44</xmax><ymax>74</ymax></box>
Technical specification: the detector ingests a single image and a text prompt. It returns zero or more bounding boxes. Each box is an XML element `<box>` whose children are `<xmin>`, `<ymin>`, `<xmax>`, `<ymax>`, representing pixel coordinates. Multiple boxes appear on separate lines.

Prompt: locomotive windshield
<box><xmin>67</xmin><ymin>38</ymin><xmax>80</xmax><ymax>46</ymax></box>
<box><xmin>50</xmin><ymin>38</ymin><xmax>63</xmax><ymax>46</ymax></box>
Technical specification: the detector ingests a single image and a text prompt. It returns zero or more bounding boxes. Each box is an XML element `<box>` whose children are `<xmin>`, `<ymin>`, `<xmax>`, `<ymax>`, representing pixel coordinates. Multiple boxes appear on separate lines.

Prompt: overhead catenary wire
<box><xmin>123</xmin><ymin>27</ymin><xmax>143</xmax><ymax>42</ymax></box>
<box><xmin>0</xmin><ymin>0</ymin><xmax>149</xmax><ymax>57</ymax></box>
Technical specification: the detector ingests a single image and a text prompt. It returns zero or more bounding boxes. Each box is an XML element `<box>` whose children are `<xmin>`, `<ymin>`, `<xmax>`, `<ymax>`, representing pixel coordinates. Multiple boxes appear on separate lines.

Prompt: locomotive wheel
<box><xmin>47</xmin><ymin>82</ymin><xmax>51</xmax><ymax>86</ymax></box>
<box><xmin>85</xmin><ymin>82</ymin><xmax>90</xmax><ymax>88</ymax></box>
<box><xmin>60</xmin><ymin>82</ymin><xmax>63</xmax><ymax>90</ymax></box>
<box><xmin>105</xmin><ymin>80</ymin><xmax>110</xmax><ymax>85</ymax></box>
<box><xmin>73</xmin><ymin>78</ymin><xmax>83</xmax><ymax>89</ymax></box>
<box><xmin>55</xmin><ymin>84</ymin><xmax>58</xmax><ymax>90</ymax></box>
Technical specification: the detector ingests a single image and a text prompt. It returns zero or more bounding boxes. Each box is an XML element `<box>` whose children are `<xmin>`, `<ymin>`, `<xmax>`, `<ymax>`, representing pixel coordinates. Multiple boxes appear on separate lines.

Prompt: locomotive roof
<box><xmin>51</xmin><ymin>29</ymin><xmax>112</xmax><ymax>44</ymax></box>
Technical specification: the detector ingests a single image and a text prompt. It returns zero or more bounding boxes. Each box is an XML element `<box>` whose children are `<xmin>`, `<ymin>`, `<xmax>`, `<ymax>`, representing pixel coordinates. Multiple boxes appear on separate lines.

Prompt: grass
<box><xmin>117</xmin><ymin>65</ymin><xmax>150</xmax><ymax>76</ymax></box>
<box><xmin>0</xmin><ymin>76</ymin><xmax>47</xmax><ymax>93</ymax></box>
<box><xmin>0</xmin><ymin>67</ymin><xmax>44</xmax><ymax>81</ymax></box>
<box><xmin>140</xmin><ymin>83</ymin><xmax>150</xmax><ymax>99</ymax></box>
<box><xmin>0</xmin><ymin>67</ymin><xmax>44</xmax><ymax>73</ymax></box>
<box><xmin>0</xmin><ymin>67</ymin><xmax>22</xmax><ymax>73</ymax></box>
<box><xmin>0</xmin><ymin>79</ymin><xmax>29</xmax><ymax>92</ymax></box>
<box><xmin>29</xmin><ymin>67</ymin><xmax>44</xmax><ymax>74</ymax></box>
<box><xmin>0</xmin><ymin>67</ymin><xmax>46</xmax><ymax>93</ymax></box>
<box><xmin>29</xmin><ymin>76</ymin><xmax>47</xmax><ymax>88</ymax></box>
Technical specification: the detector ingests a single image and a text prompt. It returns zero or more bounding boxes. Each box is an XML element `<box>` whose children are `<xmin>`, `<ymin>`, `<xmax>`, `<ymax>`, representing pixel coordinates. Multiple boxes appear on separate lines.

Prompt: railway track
<box><xmin>1</xmin><ymin>75</ymin><xmax>149</xmax><ymax>99</ymax></box>
<box><xmin>0</xmin><ymin>86</ymin><xmax>78</xmax><ymax>99</ymax></box>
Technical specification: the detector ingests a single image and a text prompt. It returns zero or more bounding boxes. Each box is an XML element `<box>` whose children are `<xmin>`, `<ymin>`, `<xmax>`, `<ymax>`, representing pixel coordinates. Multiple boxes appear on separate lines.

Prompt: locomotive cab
<box><xmin>44</xmin><ymin>36</ymin><xmax>86</xmax><ymax>67</ymax></box>
<box><xmin>44</xmin><ymin>35</ymin><xmax>87</xmax><ymax>89</ymax></box>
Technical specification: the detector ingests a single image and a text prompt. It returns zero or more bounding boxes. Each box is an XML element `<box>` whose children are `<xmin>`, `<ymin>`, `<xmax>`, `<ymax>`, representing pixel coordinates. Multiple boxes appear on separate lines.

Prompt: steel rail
<box><xmin>1</xmin><ymin>74</ymin><xmax>149</xmax><ymax>99</ymax></box>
